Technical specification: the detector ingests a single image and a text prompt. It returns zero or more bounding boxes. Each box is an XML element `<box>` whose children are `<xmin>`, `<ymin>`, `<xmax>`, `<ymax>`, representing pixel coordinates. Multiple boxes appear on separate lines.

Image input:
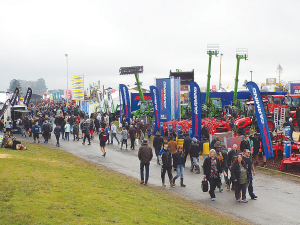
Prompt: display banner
<box><xmin>131</xmin><ymin>93</ymin><xmax>152</xmax><ymax>112</ymax></box>
<box><xmin>190</xmin><ymin>82</ymin><xmax>201</xmax><ymax>141</ymax></box>
<box><xmin>246</xmin><ymin>81</ymin><xmax>274</xmax><ymax>159</ymax></box>
<box><xmin>72</xmin><ymin>75</ymin><xmax>84</xmax><ymax>101</ymax></box>
<box><xmin>0</xmin><ymin>99</ymin><xmax>11</xmax><ymax>120</ymax></box>
<box><xmin>150</xmin><ymin>86</ymin><xmax>161</xmax><ymax>132</ymax></box>
<box><xmin>97</xmin><ymin>90</ymin><xmax>105</xmax><ymax>113</ymax></box>
<box><xmin>174</xmin><ymin>78</ymin><xmax>181</xmax><ymax>120</ymax></box>
<box><xmin>290</xmin><ymin>83</ymin><xmax>300</xmax><ymax>94</ymax></box>
<box><xmin>10</xmin><ymin>87</ymin><xmax>19</xmax><ymax>106</ymax></box>
<box><xmin>23</xmin><ymin>87</ymin><xmax>32</xmax><ymax>107</ymax></box>
<box><xmin>119</xmin><ymin>84</ymin><xmax>131</xmax><ymax>124</ymax></box>
<box><xmin>156</xmin><ymin>78</ymin><xmax>171</xmax><ymax>122</ymax></box>
<box><xmin>107</xmin><ymin>90</ymin><xmax>115</xmax><ymax>113</ymax></box>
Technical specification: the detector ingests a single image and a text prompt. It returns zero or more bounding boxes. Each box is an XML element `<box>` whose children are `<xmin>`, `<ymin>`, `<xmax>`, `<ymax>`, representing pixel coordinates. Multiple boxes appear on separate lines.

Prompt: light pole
<box><xmin>65</xmin><ymin>54</ymin><xmax>68</xmax><ymax>105</ymax></box>
<box><xmin>250</xmin><ymin>71</ymin><xmax>253</xmax><ymax>81</ymax></box>
<box><xmin>219</xmin><ymin>53</ymin><xmax>223</xmax><ymax>90</ymax></box>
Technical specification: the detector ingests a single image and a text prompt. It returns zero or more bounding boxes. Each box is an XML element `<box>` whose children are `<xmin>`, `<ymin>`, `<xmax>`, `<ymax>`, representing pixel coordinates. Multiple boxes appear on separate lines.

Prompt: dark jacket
<box><xmin>153</xmin><ymin>134</ymin><xmax>164</xmax><ymax>150</ymax></box>
<box><xmin>250</xmin><ymin>136</ymin><xmax>261</xmax><ymax>151</ymax></box>
<box><xmin>201</xmin><ymin>127</ymin><xmax>209</xmax><ymax>140</ymax></box>
<box><xmin>231</xmin><ymin>162</ymin><xmax>249</xmax><ymax>184</ymax></box>
<box><xmin>227</xmin><ymin>149</ymin><xmax>240</xmax><ymax>167</ymax></box>
<box><xmin>84</xmin><ymin>125</ymin><xmax>90</xmax><ymax>135</ymax></box>
<box><xmin>54</xmin><ymin>126</ymin><xmax>61</xmax><ymax>136</ymax></box>
<box><xmin>140</xmin><ymin>123</ymin><xmax>146</xmax><ymax>133</ymax></box>
<box><xmin>73</xmin><ymin>124</ymin><xmax>79</xmax><ymax>135</ymax></box>
<box><xmin>129</xmin><ymin>127</ymin><xmax>136</xmax><ymax>139</ymax></box>
<box><xmin>159</xmin><ymin>148</ymin><xmax>172</xmax><ymax>167</ymax></box>
<box><xmin>183</xmin><ymin>136</ymin><xmax>192</xmax><ymax>155</ymax></box>
<box><xmin>240</xmin><ymin>139</ymin><xmax>250</xmax><ymax>152</ymax></box>
<box><xmin>173</xmin><ymin>153</ymin><xmax>186</xmax><ymax>165</ymax></box>
<box><xmin>189</xmin><ymin>142</ymin><xmax>200</xmax><ymax>158</ymax></box>
<box><xmin>203</xmin><ymin>157</ymin><xmax>222</xmax><ymax>180</ymax></box>
<box><xmin>138</xmin><ymin>143</ymin><xmax>153</xmax><ymax>163</ymax></box>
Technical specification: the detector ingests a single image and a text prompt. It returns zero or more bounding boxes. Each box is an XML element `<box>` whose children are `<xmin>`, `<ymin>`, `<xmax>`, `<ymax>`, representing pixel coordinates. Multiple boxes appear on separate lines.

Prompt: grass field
<box><xmin>0</xmin><ymin>143</ymin><xmax>243</xmax><ymax>225</ymax></box>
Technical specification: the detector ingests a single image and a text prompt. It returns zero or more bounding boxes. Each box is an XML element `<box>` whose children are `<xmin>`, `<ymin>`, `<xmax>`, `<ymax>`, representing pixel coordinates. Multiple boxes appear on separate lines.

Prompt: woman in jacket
<box><xmin>231</xmin><ymin>154</ymin><xmax>249</xmax><ymax>203</ymax></box>
<box><xmin>172</xmin><ymin>146</ymin><xmax>186</xmax><ymax>187</ymax></box>
<box><xmin>203</xmin><ymin>149</ymin><xmax>222</xmax><ymax>201</ymax></box>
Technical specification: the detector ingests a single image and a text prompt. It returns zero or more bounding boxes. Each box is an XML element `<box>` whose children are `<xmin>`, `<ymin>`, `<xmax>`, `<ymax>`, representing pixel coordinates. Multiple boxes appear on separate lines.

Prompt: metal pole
<box><xmin>233</xmin><ymin>57</ymin><xmax>240</xmax><ymax>106</ymax></box>
<box><xmin>65</xmin><ymin>54</ymin><xmax>68</xmax><ymax>105</ymax></box>
<box><xmin>250</xmin><ymin>71</ymin><xmax>253</xmax><ymax>82</ymax></box>
<box><xmin>206</xmin><ymin>53</ymin><xmax>212</xmax><ymax>105</ymax></box>
<box><xmin>219</xmin><ymin>54</ymin><xmax>223</xmax><ymax>90</ymax></box>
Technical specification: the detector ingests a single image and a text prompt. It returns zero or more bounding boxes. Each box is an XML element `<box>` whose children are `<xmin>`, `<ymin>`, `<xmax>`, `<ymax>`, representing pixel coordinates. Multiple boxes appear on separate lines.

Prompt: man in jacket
<box><xmin>243</xmin><ymin>149</ymin><xmax>257</xmax><ymax>200</ymax></box>
<box><xmin>153</xmin><ymin>130</ymin><xmax>164</xmax><ymax>165</ymax></box>
<box><xmin>190</xmin><ymin>138</ymin><xmax>201</xmax><ymax>174</ymax></box>
<box><xmin>159</xmin><ymin>142</ymin><xmax>175</xmax><ymax>187</ymax></box>
<box><xmin>140</xmin><ymin>120</ymin><xmax>147</xmax><ymax>141</ymax></box>
<box><xmin>146</xmin><ymin>121</ymin><xmax>153</xmax><ymax>140</ymax></box>
<box><xmin>138</xmin><ymin>139</ymin><xmax>153</xmax><ymax>185</ymax></box>
<box><xmin>82</xmin><ymin>122</ymin><xmax>91</xmax><ymax>145</ymax></box>
<box><xmin>240</xmin><ymin>135</ymin><xmax>250</xmax><ymax>152</ymax></box>
<box><xmin>110</xmin><ymin>122</ymin><xmax>120</xmax><ymax>145</ymax></box>
<box><xmin>183</xmin><ymin>134</ymin><xmax>192</xmax><ymax>165</ymax></box>
<box><xmin>41</xmin><ymin>120</ymin><xmax>50</xmax><ymax>143</ymax></box>
<box><xmin>128</xmin><ymin>125</ymin><xmax>137</xmax><ymax>150</ymax></box>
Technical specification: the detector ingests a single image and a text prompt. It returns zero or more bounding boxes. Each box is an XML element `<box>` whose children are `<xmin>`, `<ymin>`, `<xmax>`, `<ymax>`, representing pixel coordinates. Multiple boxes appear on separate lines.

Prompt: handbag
<box><xmin>201</xmin><ymin>178</ymin><xmax>208</xmax><ymax>192</ymax></box>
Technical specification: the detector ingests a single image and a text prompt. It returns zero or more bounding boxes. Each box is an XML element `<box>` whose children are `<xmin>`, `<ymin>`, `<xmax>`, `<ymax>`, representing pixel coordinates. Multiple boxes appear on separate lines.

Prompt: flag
<box><xmin>246</xmin><ymin>81</ymin><xmax>273</xmax><ymax>159</ymax></box>
<box><xmin>190</xmin><ymin>82</ymin><xmax>202</xmax><ymax>140</ymax></box>
<box><xmin>150</xmin><ymin>86</ymin><xmax>161</xmax><ymax>132</ymax></box>
<box><xmin>23</xmin><ymin>88</ymin><xmax>32</xmax><ymax>107</ymax></box>
<box><xmin>119</xmin><ymin>84</ymin><xmax>131</xmax><ymax>124</ymax></box>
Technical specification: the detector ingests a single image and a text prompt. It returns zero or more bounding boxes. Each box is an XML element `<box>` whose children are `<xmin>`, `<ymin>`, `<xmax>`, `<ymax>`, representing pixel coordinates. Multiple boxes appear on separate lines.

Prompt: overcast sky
<box><xmin>0</xmin><ymin>0</ymin><xmax>299</xmax><ymax>93</ymax></box>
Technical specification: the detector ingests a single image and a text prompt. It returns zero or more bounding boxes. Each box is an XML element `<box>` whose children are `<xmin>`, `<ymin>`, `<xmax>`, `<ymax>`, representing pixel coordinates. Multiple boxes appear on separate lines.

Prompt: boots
<box><xmin>157</xmin><ymin>156</ymin><xmax>161</xmax><ymax>165</ymax></box>
<box><xmin>170</xmin><ymin>179</ymin><xmax>175</xmax><ymax>187</ymax></box>
<box><xmin>195</xmin><ymin>165</ymin><xmax>200</xmax><ymax>174</ymax></box>
<box><xmin>162</xmin><ymin>178</ymin><xmax>166</xmax><ymax>187</ymax></box>
<box><xmin>172</xmin><ymin>177</ymin><xmax>176</xmax><ymax>185</ymax></box>
<box><xmin>180</xmin><ymin>178</ymin><xmax>186</xmax><ymax>187</ymax></box>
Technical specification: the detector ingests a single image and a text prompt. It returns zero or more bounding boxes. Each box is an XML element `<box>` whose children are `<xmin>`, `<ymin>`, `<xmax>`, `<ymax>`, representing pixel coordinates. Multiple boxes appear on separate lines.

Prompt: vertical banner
<box><xmin>23</xmin><ymin>88</ymin><xmax>32</xmax><ymax>107</ymax></box>
<box><xmin>97</xmin><ymin>90</ymin><xmax>104</xmax><ymax>113</ymax></box>
<box><xmin>119</xmin><ymin>84</ymin><xmax>131</xmax><ymax>124</ymax></box>
<box><xmin>156</xmin><ymin>78</ymin><xmax>171</xmax><ymax>122</ymax></box>
<box><xmin>0</xmin><ymin>99</ymin><xmax>11</xmax><ymax>120</ymax></box>
<box><xmin>150</xmin><ymin>86</ymin><xmax>161</xmax><ymax>132</ymax></box>
<box><xmin>246</xmin><ymin>81</ymin><xmax>274</xmax><ymax>159</ymax></box>
<box><xmin>190</xmin><ymin>82</ymin><xmax>201</xmax><ymax>141</ymax></box>
<box><xmin>10</xmin><ymin>87</ymin><xmax>19</xmax><ymax>106</ymax></box>
<box><xmin>73</xmin><ymin>75</ymin><xmax>84</xmax><ymax>101</ymax></box>
<box><xmin>174</xmin><ymin>78</ymin><xmax>181</xmax><ymax>120</ymax></box>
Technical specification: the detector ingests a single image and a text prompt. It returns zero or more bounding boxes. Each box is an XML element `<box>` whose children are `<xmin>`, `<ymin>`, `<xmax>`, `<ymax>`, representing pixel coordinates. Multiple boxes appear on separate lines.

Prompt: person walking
<box><xmin>203</xmin><ymin>149</ymin><xmax>222</xmax><ymax>201</ymax></box>
<box><xmin>227</xmin><ymin>144</ymin><xmax>241</xmax><ymax>190</ymax></box>
<box><xmin>129</xmin><ymin>125</ymin><xmax>137</xmax><ymax>150</ymax></box>
<box><xmin>5</xmin><ymin>117</ymin><xmax>12</xmax><ymax>137</ymax></box>
<box><xmin>82</xmin><ymin>122</ymin><xmax>91</xmax><ymax>145</ymax></box>
<box><xmin>99</xmin><ymin>128</ymin><xmax>108</xmax><ymax>157</ymax></box>
<box><xmin>189</xmin><ymin>138</ymin><xmax>201</xmax><ymax>174</ymax></box>
<box><xmin>138</xmin><ymin>139</ymin><xmax>153</xmax><ymax>185</ymax></box>
<box><xmin>168</xmin><ymin>137</ymin><xmax>177</xmax><ymax>171</ymax></box>
<box><xmin>172</xmin><ymin>146</ymin><xmax>186</xmax><ymax>187</ymax></box>
<box><xmin>54</xmin><ymin>124</ymin><xmax>61</xmax><ymax>147</ymax></box>
<box><xmin>153</xmin><ymin>130</ymin><xmax>164</xmax><ymax>165</ymax></box>
<box><xmin>243</xmin><ymin>149</ymin><xmax>257</xmax><ymax>200</ymax></box>
<box><xmin>146</xmin><ymin>121</ymin><xmax>153</xmax><ymax>140</ymax></box>
<box><xmin>110</xmin><ymin>122</ymin><xmax>120</xmax><ymax>145</ymax></box>
<box><xmin>231</xmin><ymin>154</ymin><xmax>249</xmax><ymax>203</ymax></box>
<box><xmin>32</xmin><ymin>122</ymin><xmax>40</xmax><ymax>143</ymax></box>
<box><xmin>41</xmin><ymin>120</ymin><xmax>50</xmax><ymax>143</ymax></box>
<box><xmin>64</xmin><ymin>121</ymin><xmax>70</xmax><ymax>141</ymax></box>
<box><xmin>140</xmin><ymin>120</ymin><xmax>146</xmax><ymax>140</ymax></box>
<box><xmin>61</xmin><ymin>119</ymin><xmax>66</xmax><ymax>140</ymax></box>
<box><xmin>73</xmin><ymin>121</ymin><xmax>79</xmax><ymax>141</ymax></box>
<box><xmin>159</xmin><ymin>142</ymin><xmax>175</xmax><ymax>187</ymax></box>
<box><xmin>120</xmin><ymin>127</ymin><xmax>128</xmax><ymax>150</ymax></box>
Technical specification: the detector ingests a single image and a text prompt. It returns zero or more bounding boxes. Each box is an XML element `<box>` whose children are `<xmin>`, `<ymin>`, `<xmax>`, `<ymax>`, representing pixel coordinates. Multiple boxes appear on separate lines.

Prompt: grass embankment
<box><xmin>0</xmin><ymin>143</ymin><xmax>240</xmax><ymax>224</ymax></box>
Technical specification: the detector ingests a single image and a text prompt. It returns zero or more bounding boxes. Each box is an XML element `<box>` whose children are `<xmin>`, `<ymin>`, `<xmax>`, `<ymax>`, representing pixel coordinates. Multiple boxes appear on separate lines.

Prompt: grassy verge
<box><xmin>0</xmin><ymin>143</ymin><xmax>242</xmax><ymax>225</ymax></box>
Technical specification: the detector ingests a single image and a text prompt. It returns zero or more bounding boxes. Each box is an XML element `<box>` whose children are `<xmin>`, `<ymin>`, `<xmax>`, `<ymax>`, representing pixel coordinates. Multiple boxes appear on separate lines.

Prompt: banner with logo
<box><xmin>97</xmin><ymin>90</ymin><xmax>105</xmax><ymax>113</ymax></box>
<box><xmin>246</xmin><ymin>81</ymin><xmax>273</xmax><ymax>159</ymax></box>
<box><xmin>10</xmin><ymin>87</ymin><xmax>19</xmax><ymax>106</ymax></box>
<box><xmin>23</xmin><ymin>87</ymin><xmax>32</xmax><ymax>107</ymax></box>
<box><xmin>190</xmin><ymin>82</ymin><xmax>201</xmax><ymax>140</ymax></box>
<box><xmin>156</xmin><ymin>78</ymin><xmax>171</xmax><ymax>122</ymax></box>
<box><xmin>174</xmin><ymin>78</ymin><xmax>181</xmax><ymax>120</ymax></box>
<box><xmin>72</xmin><ymin>75</ymin><xmax>84</xmax><ymax>101</ymax></box>
<box><xmin>150</xmin><ymin>86</ymin><xmax>161</xmax><ymax>132</ymax></box>
<box><xmin>107</xmin><ymin>89</ymin><xmax>115</xmax><ymax>113</ymax></box>
<box><xmin>119</xmin><ymin>84</ymin><xmax>131</xmax><ymax>124</ymax></box>
<box><xmin>0</xmin><ymin>99</ymin><xmax>11</xmax><ymax>120</ymax></box>
<box><xmin>131</xmin><ymin>93</ymin><xmax>152</xmax><ymax>112</ymax></box>
<box><xmin>290</xmin><ymin>83</ymin><xmax>300</xmax><ymax>94</ymax></box>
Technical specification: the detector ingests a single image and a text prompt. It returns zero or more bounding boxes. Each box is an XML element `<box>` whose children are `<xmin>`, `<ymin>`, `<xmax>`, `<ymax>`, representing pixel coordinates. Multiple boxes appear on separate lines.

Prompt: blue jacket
<box><xmin>32</xmin><ymin>125</ymin><xmax>40</xmax><ymax>134</ymax></box>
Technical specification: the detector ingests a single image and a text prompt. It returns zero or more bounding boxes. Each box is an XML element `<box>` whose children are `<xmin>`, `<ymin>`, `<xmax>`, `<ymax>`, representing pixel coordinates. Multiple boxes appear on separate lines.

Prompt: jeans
<box><xmin>55</xmin><ymin>135</ymin><xmax>60</xmax><ymax>144</ymax></box>
<box><xmin>140</xmin><ymin>162</ymin><xmax>150</xmax><ymax>183</ymax></box>
<box><xmin>147</xmin><ymin>131</ymin><xmax>152</xmax><ymax>139</ymax></box>
<box><xmin>203</xmin><ymin>155</ymin><xmax>209</xmax><ymax>161</ymax></box>
<box><xmin>70</xmin><ymin>125</ymin><xmax>73</xmax><ymax>133</ymax></box>
<box><xmin>248</xmin><ymin>173</ymin><xmax>255</xmax><ymax>197</ymax></box>
<box><xmin>141</xmin><ymin>132</ymin><xmax>145</xmax><ymax>140</ymax></box>
<box><xmin>111</xmin><ymin>133</ymin><xmax>119</xmax><ymax>144</ymax></box>
<box><xmin>61</xmin><ymin>130</ymin><xmax>65</xmax><ymax>139</ymax></box>
<box><xmin>65</xmin><ymin>132</ymin><xmax>69</xmax><ymax>141</ymax></box>
<box><xmin>174</xmin><ymin>164</ymin><xmax>184</xmax><ymax>179</ymax></box>
<box><xmin>130</xmin><ymin>137</ymin><xmax>135</xmax><ymax>149</ymax></box>
<box><xmin>161</xmin><ymin>166</ymin><xmax>173</xmax><ymax>182</ymax></box>
<box><xmin>235</xmin><ymin>182</ymin><xmax>247</xmax><ymax>200</ymax></box>
<box><xmin>121</xmin><ymin>139</ymin><xmax>127</xmax><ymax>149</ymax></box>
<box><xmin>17</xmin><ymin>127</ymin><xmax>21</xmax><ymax>135</ymax></box>
<box><xmin>83</xmin><ymin>134</ymin><xmax>90</xmax><ymax>144</ymax></box>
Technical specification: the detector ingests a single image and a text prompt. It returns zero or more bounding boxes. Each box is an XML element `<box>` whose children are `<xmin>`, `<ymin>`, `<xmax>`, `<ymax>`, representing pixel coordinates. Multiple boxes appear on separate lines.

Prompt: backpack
<box><xmin>100</xmin><ymin>133</ymin><xmax>108</xmax><ymax>142</ymax></box>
